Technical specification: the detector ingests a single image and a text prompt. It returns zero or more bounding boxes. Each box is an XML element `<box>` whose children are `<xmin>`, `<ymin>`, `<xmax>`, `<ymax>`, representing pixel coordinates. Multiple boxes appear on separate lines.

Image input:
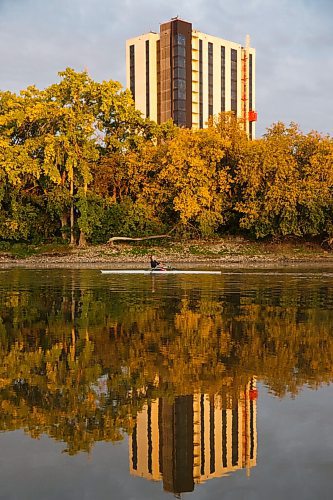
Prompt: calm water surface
<box><xmin>0</xmin><ymin>267</ymin><xmax>333</xmax><ymax>500</ymax></box>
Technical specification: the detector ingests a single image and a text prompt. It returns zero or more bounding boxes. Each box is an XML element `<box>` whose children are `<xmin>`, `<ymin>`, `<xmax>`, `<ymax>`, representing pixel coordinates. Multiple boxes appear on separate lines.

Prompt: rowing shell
<box><xmin>100</xmin><ymin>270</ymin><xmax>221</xmax><ymax>275</ymax></box>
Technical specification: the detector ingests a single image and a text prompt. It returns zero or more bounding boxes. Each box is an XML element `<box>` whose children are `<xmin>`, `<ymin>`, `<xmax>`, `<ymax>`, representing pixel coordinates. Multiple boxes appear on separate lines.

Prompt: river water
<box><xmin>0</xmin><ymin>267</ymin><xmax>333</xmax><ymax>500</ymax></box>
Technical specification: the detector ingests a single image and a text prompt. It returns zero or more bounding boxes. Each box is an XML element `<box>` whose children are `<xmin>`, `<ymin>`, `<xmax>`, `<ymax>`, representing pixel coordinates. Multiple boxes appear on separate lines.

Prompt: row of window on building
<box><xmin>129</xmin><ymin>40</ymin><xmax>253</xmax><ymax>128</ymax></box>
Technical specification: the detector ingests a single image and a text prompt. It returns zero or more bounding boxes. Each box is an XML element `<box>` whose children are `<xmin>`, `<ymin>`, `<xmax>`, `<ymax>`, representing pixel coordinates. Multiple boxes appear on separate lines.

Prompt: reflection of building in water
<box><xmin>129</xmin><ymin>380</ymin><xmax>257</xmax><ymax>494</ymax></box>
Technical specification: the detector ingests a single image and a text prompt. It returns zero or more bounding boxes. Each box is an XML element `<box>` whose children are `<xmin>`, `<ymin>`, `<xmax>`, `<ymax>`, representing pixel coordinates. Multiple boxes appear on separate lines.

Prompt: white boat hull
<box><xmin>100</xmin><ymin>270</ymin><xmax>221</xmax><ymax>275</ymax></box>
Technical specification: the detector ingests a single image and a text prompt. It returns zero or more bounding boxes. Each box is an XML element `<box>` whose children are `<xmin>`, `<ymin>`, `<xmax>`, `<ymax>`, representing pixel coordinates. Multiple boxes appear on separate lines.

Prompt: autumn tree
<box><xmin>0</xmin><ymin>86</ymin><xmax>60</xmax><ymax>240</ymax></box>
<box><xmin>235</xmin><ymin>122</ymin><xmax>333</xmax><ymax>238</ymax></box>
<box><xmin>1</xmin><ymin>71</ymin><xmax>333</xmax><ymax>245</ymax></box>
<box><xmin>43</xmin><ymin>68</ymin><xmax>145</xmax><ymax>246</ymax></box>
<box><xmin>124</xmin><ymin>117</ymin><xmax>239</xmax><ymax>238</ymax></box>
<box><xmin>0</xmin><ymin>69</ymin><xmax>145</xmax><ymax>245</ymax></box>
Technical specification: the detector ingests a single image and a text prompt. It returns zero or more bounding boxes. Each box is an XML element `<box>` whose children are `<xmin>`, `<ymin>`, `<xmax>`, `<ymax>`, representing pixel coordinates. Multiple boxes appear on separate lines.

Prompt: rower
<box><xmin>150</xmin><ymin>255</ymin><xmax>164</xmax><ymax>269</ymax></box>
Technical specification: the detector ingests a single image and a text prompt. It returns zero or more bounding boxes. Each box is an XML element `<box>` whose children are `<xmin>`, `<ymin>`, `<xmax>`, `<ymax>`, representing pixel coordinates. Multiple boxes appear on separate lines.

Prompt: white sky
<box><xmin>0</xmin><ymin>0</ymin><xmax>332</xmax><ymax>136</ymax></box>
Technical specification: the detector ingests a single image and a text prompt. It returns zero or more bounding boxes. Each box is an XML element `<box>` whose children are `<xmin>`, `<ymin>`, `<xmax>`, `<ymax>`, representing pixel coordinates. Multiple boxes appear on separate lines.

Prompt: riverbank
<box><xmin>1</xmin><ymin>237</ymin><xmax>333</xmax><ymax>267</ymax></box>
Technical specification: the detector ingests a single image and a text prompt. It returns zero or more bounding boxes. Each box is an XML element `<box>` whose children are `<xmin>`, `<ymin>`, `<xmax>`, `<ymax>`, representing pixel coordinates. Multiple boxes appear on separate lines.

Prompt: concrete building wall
<box><xmin>193</xmin><ymin>31</ymin><xmax>245</xmax><ymax>127</ymax></box>
<box><xmin>126</xmin><ymin>32</ymin><xmax>159</xmax><ymax>122</ymax></box>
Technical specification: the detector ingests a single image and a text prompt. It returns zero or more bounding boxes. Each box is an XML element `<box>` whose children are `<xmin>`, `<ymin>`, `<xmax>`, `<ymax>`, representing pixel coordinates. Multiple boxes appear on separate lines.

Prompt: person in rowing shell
<box><xmin>150</xmin><ymin>255</ymin><xmax>166</xmax><ymax>270</ymax></box>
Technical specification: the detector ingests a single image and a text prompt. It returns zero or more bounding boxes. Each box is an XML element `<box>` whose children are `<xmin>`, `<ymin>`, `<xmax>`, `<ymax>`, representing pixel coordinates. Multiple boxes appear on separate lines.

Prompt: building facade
<box><xmin>126</xmin><ymin>18</ymin><xmax>257</xmax><ymax>138</ymax></box>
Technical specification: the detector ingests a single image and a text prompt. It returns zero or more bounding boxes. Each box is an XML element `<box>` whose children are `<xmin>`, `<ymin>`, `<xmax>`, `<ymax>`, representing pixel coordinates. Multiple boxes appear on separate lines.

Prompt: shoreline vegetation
<box><xmin>1</xmin><ymin>237</ymin><xmax>333</xmax><ymax>267</ymax></box>
<box><xmin>1</xmin><ymin>69</ymin><xmax>333</xmax><ymax>258</ymax></box>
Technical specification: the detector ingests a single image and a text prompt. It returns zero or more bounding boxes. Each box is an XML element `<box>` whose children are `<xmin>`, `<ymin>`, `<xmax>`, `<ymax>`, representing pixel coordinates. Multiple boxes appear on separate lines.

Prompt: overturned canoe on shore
<box><xmin>100</xmin><ymin>270</ymin><xmax>221</xmax><ymax>275</ymax></box>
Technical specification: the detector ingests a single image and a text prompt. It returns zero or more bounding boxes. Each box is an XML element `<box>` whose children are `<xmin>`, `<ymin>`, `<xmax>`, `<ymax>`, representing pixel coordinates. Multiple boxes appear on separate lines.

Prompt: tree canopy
<box><xmin>1</xmin><ymin>70</ymin><xmax>333</xmax><ymax>244</ymax></box>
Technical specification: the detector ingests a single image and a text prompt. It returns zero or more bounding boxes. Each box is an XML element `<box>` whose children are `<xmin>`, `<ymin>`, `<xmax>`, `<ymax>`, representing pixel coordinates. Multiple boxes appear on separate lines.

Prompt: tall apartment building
<box><xmin>126</xmin><ymin>18</ymin><xmax>257</xmax><ymax>138</ymax></box>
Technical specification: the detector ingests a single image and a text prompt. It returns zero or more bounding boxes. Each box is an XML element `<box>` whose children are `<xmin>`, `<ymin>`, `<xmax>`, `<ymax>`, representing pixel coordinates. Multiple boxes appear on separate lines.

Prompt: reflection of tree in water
<box><xmin>0</xmin><ymin>271</ymin><xmax>332</xmax><ymax>456</ymax></box>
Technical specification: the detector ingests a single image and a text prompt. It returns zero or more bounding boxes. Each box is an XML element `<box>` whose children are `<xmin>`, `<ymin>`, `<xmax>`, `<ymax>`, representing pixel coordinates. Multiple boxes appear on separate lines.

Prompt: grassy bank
<box><xmin>0</xmin><ymin>236</ymin><xmax>332</xmax><ymax>266</ymax></box>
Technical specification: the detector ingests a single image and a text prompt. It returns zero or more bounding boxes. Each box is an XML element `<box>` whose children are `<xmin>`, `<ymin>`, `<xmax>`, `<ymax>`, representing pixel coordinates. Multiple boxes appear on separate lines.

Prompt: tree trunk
<box><xmin>108</xmin><ymin>234</ymin><xmax>171</xmax><ymax>244</ymax></box>
<box><xmin>78</xmin><ymin>231</ymin><xmax>87</xmax><ymax>248</ymax></box>
<box><xmin>70</xmin><ymin>179</ymin><xmax>75</xmax><ymax>245</ymax></box>
<box><xmin>78</xmin><ymin>181</ymin><xmax>88</xmax><ymax>248</ymax></box>
<box><xmin>60</xmin><ymin>214</ymin><xmax>69</xmax><ymax>241</ymax></box>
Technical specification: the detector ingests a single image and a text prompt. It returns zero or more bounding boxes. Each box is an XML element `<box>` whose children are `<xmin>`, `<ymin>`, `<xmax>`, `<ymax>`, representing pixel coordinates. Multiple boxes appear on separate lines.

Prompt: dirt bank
<box><xmin>1</xmin><ymin>238</ymin><xmax>333</xmax><ymax>268</ymax></box>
